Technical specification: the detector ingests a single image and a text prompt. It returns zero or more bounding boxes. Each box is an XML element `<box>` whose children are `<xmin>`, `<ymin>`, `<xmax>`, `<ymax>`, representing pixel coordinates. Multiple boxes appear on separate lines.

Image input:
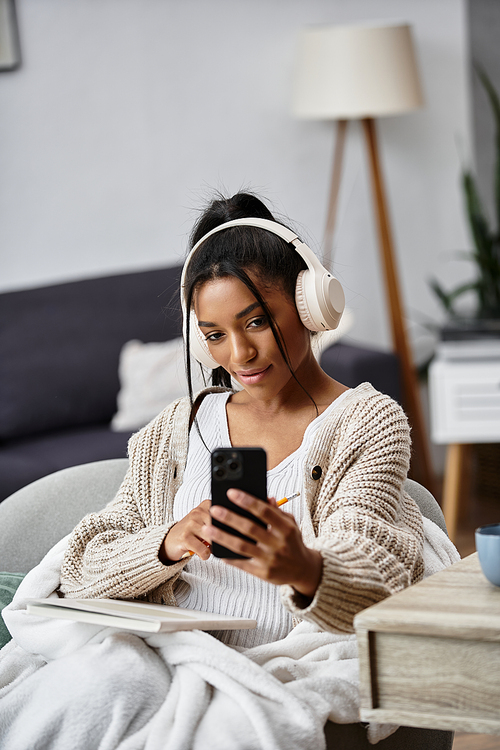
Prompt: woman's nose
<box><xmin>229</xmin><ymin>333</ymin><xmax>256</xmax><ymax>364</ymax></box>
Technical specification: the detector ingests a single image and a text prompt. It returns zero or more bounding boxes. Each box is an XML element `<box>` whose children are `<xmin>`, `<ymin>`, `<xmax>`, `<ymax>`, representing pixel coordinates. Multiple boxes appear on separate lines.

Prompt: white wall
<box><xmin>0</xmin><ymin>0</ymin><xmax>472</xmax><ymax>355</ymax></box>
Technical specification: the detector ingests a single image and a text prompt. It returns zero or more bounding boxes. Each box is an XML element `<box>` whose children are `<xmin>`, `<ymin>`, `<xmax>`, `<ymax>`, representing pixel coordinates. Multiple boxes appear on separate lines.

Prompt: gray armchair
<box><xmin>0</xmin><ymin>460</ymin><xmax>452</xmax><ymax>750</ymax></box>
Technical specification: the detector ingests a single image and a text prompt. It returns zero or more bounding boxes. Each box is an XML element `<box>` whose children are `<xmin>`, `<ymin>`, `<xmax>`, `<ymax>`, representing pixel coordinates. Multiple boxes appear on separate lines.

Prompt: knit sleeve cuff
<box><xmin>280</xmin><ymin>539</ymin><xmax>393</xmax><ymax>634</ymax></box>
<box><xmin>61</xmin><ymin>522</ymin><xmax>189</xmax><ymax>600</ymax></box>
<box><xmin>119</xmin><ymin>522</ymin><xmax>189</xmax><ymax>589</ymax></box>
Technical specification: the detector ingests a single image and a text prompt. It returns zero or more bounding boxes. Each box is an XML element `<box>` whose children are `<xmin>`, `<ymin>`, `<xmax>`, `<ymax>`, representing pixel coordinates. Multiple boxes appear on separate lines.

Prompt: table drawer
<box><xmin>357</xmin><ymin>628</ymin><xmax>500</xmax><ymax>734</ymax></box>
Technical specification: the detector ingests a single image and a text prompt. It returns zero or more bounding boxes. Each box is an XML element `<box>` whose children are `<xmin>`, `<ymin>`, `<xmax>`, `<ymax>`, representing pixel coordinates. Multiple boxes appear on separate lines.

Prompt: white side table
<box><xmin>428</xmin><ymin>340</ymin><xmax>500</xmax><ymax>542</ymax></box>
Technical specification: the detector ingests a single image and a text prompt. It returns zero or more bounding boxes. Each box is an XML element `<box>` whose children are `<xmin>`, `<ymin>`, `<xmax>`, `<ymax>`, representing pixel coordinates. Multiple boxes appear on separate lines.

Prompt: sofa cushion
<box><xmin>0</xmin><ymin>425</ymin><xmax>132</xmax><ymax>501</ymax></box>
<box><xmin>0</xmin><ymin>266</ymin><xmax>183</xmax><ymax>439</ymax></box>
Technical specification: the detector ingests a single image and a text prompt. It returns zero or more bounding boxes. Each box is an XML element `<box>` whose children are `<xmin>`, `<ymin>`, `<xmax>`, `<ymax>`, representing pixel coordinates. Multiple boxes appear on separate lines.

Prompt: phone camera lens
<box><xmin>215</xmin><ymin>467</ymin><xmax>226</xmax><ymax>479</ymax></box>
<box><xmin>214</xmin><ymin>453</ymin><xmax>225</xmax><ymax>464</ymax></box>
<box><xmin>229</xmin><ymin>461</ymin><xmax>239</xmax><ymax>472</ymax></box>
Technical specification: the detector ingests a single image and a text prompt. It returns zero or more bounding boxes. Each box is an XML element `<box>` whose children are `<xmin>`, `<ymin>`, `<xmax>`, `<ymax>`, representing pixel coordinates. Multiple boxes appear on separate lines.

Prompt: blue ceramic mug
<box><xmin>475</xmin><ymin>523</ymin><xmax>500</xmax><ymax>587</ymax></box>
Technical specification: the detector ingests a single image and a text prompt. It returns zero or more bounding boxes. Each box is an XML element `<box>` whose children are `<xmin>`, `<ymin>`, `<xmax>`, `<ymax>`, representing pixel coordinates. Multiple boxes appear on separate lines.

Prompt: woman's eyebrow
<box><xmin>235</xmin><ymin>301</ymin><xmax>261</xmax><ymax>319</ymax></box>
<box><xmin>198</xmin><ymin>301</ymin><xmax>261</xmax><ymax>328</ymax></box>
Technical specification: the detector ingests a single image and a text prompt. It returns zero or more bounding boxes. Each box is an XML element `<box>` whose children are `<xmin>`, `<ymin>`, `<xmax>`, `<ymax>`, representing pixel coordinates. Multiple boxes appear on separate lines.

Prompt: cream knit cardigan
<box><xmin>60</xmin><ymin>383</ymin><xmax>424</xmax><ymax>634</ymax></box>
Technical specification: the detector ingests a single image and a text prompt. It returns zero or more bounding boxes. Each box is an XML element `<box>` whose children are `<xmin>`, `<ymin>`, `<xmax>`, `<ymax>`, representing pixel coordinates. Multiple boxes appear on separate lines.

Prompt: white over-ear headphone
<box><xmin>180</xmin><ymin>217</ymin><xmax>345</xmax><ymax>369</ymax></box>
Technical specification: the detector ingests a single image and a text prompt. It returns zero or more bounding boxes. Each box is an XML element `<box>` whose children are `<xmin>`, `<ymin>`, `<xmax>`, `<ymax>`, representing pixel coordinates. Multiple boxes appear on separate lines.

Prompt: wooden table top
<box><xmin>354</xmin><ymin>553</ymin><xmax>500</xmax><ymax>642</ymax></box>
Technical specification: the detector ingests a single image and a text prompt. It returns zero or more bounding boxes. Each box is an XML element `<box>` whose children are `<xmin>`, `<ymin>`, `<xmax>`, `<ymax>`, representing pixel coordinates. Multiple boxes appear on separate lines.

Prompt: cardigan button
<box><xmin>311</xmin><ymin>465</ymin><xmax>322</xmax><ymax>480</ymax></box>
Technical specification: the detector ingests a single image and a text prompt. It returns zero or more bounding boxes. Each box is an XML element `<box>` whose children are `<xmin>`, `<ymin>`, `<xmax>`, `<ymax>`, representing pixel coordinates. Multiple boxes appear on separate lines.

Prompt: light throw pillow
<box><xmin>111</xmin><ymin>338</ymin><xmax>206</xmax><ymax>432</ymax></box>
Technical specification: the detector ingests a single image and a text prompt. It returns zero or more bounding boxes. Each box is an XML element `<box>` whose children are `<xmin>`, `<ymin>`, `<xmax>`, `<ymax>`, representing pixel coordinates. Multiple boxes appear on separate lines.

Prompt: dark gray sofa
<box><xmin>0</xmin><ymin>266</ymin><xmax>183</xmax><ymax>501</ymax></box>
<box><xmin>0</xmin><ymin>267</ymin><xmax>400</xmax><ymax>502</ymax></box>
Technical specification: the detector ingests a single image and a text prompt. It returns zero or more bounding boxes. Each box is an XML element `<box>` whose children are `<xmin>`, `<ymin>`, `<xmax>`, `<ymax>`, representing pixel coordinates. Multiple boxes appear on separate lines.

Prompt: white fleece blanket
<box><xmin>0</xmin><ymin>520</ymin><xmax>459</xmax><ymax>750</ymax></box>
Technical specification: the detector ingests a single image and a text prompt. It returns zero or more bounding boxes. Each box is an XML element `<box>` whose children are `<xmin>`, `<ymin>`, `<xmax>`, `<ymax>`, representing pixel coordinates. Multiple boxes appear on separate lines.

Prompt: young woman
<box><xmin>59</xmin><ymin>192</ymin><xmax>424</xmax><ymax>648</ymax></box>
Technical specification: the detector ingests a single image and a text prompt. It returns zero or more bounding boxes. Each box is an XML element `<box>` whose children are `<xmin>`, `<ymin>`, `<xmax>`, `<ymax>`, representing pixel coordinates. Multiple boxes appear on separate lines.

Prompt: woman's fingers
<box><xmin>209</xmin><ymin>505</ymin><xmax>270</xmax><ymax>546</ymax></box>
<box><xmin>225</xmin><ymin>489</ymin><xmax>287</xmax><ymax>528</ymax></box>
<box><xmin>160</xmin><ymin>499</ymin><xmax>212</xmax><ymax>563</ymax></box>
<box><xmin>206</xmin><ymin>488</ymin><xmax>323</xmax><ymax>598</ymax></box>
<box><xmin>206</xmin><ymin>490</ymin><xmax>292</xmax><ymax>557</ymax></box>
<box><xmin>205</xmin><ymin>522</ymin><xmax>260</xmax><ymax>559</ymax></box>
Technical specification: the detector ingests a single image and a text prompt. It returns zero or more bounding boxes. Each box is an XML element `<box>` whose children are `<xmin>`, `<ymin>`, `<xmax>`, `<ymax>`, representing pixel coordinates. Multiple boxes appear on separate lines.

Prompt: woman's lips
<box><xmin>235</xmin><ymin>365</ymin><xmax>271</xmax><ymax>384</ymax></box>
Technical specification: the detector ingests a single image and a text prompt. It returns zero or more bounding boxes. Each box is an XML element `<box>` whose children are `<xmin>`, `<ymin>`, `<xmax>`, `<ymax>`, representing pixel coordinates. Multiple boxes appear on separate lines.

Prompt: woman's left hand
<box><xmin>203</xmin><ymin>490</ymin><xmax>323</xmax><ymax>600</ymax></box>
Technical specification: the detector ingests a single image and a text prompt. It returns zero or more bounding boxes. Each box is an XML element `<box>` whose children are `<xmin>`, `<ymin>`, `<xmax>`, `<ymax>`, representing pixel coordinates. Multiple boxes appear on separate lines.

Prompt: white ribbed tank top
<box><xmin>172</xmin><ymin>390</ymin><xmax>349</xmax><ymax>648</ymax></box>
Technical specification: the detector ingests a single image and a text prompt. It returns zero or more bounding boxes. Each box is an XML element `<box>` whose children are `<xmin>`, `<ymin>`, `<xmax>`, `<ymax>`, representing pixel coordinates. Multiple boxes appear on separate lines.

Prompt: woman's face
<box><xmin>194</xmin><ymin>275</ymin><xmax>311</xmax><ymax>400</ymax></box>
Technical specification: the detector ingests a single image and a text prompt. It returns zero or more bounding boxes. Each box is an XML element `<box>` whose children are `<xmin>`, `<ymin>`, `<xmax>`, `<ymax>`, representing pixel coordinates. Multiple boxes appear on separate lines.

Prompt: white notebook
<box><xmin>27</xmin><ymin>598</ymin><xmax>257</xmax><ymax>634</ymax></box>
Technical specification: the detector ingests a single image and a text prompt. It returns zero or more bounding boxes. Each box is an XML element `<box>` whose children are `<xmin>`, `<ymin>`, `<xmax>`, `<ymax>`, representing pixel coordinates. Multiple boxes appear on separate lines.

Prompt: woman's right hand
<box><xmin>159</xmin><ymin>499</ymin><xmax>212</xmax><ymax>563</ymax></box>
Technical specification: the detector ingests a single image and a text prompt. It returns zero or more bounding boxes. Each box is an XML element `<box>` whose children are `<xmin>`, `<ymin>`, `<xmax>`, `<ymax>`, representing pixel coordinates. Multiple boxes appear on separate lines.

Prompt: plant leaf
<box><xmin>475</xmin><ymin>64</ymin><xmax>500</xmax><ymax>233</ymax></box>
<box><xmin>463</xmin><ymin>171</ymin><xmax>492</xmax><ymax>261</ymax></box>
<box><xmin>429</xmin><ymin>279</ymin><xmax>456</xmax><ymax>315</ymax></box>
<box><xmin>429</xmin><ymin>278</ymin><xmax>479</xmax><ymax>317</ymax></box>
<box><xmin>445</xmin><ymin>280</ymin><xmax>479</xmax><ymax>304</ymax></box>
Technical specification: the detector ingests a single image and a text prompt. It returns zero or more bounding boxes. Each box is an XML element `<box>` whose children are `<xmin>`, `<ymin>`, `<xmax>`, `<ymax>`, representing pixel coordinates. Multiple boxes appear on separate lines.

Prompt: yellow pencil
<box><xmin>277</xmin><ymin>491</ymin><xmax>300</xmax><ymax>507</ymax></box>
<box><xmin>181</xmin><ymin>540</ymin><xmax>211</xmax><ymax>559</ymax></box>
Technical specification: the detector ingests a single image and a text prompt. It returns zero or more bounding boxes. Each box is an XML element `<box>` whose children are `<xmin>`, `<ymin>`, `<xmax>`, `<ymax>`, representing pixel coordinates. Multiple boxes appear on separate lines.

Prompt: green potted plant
<box><xmin>430</xmin><ymin>66</ymin><xmax>500</xmax><ymax>336</ymax></box>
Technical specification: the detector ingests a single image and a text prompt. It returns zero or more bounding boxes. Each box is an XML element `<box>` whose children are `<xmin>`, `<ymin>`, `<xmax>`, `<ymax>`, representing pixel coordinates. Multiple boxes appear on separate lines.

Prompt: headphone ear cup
<box><xmin>295</xmin><ymin>270</ymin><xmax>319</xmax><ymax>331</ymax></box>
<box><xmin>295</xmin><ymin>269</ymin><xmax>345</xmax><ymax>331</ymax></box>
<box><xmin>188</xmin><ymin>309</ymin><xmax>220</xmax><ymax>369</ymax></box>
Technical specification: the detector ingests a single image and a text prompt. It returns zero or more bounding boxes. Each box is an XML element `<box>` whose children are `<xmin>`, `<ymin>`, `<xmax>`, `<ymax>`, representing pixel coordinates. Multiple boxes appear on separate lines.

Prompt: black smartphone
<box><xmin>210</xmin><ymin>447</ymin><xmax>267</xmax><ymax>559</ymax></box>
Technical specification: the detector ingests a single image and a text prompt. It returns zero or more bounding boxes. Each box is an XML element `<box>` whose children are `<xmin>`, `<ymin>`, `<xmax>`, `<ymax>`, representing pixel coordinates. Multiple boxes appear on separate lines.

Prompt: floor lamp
<box><xmin>294</xmin><ymin>22</ymin><xmax>435</xmax><ymax>492</ymax></box>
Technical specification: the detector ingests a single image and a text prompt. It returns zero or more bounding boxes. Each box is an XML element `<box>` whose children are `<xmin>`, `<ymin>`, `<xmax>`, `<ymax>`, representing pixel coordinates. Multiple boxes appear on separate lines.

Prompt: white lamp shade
<box><xmin>293</xmin><ymin>22</ymin><xmax>424</xmax><ymax>120</ymax></box>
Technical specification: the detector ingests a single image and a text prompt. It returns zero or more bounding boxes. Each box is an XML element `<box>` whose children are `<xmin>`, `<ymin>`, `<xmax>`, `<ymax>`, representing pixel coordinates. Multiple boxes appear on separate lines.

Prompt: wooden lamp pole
<box><xmin>295</xmin><ymin>23</ymin><xmax>432</xmax><ymax>490</ymax></box>
<box><xmin>323</xmin><ymin>118</ymin><xmax>435</xmax><ymax>492</ymax></box>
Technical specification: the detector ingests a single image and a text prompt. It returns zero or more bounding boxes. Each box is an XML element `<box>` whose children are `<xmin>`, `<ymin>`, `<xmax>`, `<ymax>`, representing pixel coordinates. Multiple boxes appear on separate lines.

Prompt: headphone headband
<box><xmin>181</xmin><ymin>217</ymin><xmax>325</xmax><ymax>300</ymax></box>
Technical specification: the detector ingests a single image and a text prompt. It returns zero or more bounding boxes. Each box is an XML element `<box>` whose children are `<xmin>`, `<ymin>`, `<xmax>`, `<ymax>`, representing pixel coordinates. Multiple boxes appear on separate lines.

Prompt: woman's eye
<box><xmin>205</xmin><ymin>332</ymin><xmax>224</xmax><ymax>342</ymax></box>
<box><xmin>249</xmin><ymin>316</ymin><xmax>267</xmax><ymax>329</ymax></box>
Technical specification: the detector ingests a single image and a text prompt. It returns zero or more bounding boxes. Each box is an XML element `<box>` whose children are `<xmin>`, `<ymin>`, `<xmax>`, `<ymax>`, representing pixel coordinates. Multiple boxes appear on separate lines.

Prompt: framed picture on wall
<box><xmin>0</xmin><ymin>0</ymin><xmax>21</xmax><ymax>71</ymax></box>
